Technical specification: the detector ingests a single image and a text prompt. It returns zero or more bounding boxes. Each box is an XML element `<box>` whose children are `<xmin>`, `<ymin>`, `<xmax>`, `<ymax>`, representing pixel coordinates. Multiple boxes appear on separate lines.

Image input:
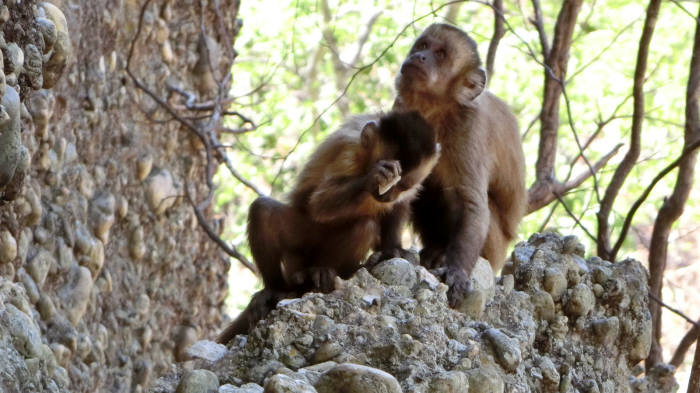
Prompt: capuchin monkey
<box><xmin>389</xmin><ymin>23</ymin><xmax>527</xmax><ymax>308</ymax></box>
<box><xmin>217</xmin><ymin>111</ymin><xmax>440</xmax><ymax>343</ymax></box>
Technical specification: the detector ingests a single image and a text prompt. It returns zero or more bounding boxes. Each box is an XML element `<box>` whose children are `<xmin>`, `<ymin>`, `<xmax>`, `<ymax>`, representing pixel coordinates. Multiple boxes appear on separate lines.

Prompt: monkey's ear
<box><xmin>455</xmin><ymin>67</ymin><xmax>487</xmax><ymax>105</ymax></box>
<box><xmin>361</xmin><ymin>121</ymin><xmax>379</xmax><ymax>148</ymax></box>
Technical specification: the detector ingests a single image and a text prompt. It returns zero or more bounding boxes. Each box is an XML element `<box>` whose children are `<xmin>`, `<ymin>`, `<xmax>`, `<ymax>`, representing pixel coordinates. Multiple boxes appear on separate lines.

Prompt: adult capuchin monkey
<box><xmin>217</xmin><ymin>111</ymin><xmax>440</xmax><ymax>343</ymax></box>
<box><xmin>380</xmin><ymin>23</ymin><xmax>527</xmax><ymax>307</ymax></box>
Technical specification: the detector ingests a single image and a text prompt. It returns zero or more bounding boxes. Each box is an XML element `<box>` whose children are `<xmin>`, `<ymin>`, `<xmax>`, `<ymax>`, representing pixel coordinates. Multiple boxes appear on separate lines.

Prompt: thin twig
<box><xmin>612</xmin><ymin>138</ymin><xmax>700</xmax><ymax>258</ymax></box>
<box><xmin>184</xmin><ymin>179</ymin><xmax>259</xmax><ymax>276</ymax></box>
<box><xmin>671</xmin><ymin>318</ymin><xmax>700</xmax><ymax>368</ymax></box>
<box><xmin>648</xmin><ymin>292</ymin><xmax>699</xmax><ymax>328</ymax></box>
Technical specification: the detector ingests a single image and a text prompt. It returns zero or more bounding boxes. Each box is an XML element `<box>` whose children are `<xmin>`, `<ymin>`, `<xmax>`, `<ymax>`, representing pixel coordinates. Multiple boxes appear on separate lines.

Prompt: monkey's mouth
<box><xmin>400</xmin><ymin>62</ymin><xmax>426</xmax><ymax>79</ymax></box>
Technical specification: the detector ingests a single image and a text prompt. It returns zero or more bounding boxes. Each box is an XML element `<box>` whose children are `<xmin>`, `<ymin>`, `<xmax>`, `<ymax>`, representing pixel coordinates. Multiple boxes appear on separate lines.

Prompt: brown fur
<box><xmin>393</xmin><ymin>23</ymin><xmax>526</xmax><ymax>307</ymax></box>
<box><xmin>217</xmin><ymin>111</ymin><xmax>440</xmax><ymax>343</ymax></box>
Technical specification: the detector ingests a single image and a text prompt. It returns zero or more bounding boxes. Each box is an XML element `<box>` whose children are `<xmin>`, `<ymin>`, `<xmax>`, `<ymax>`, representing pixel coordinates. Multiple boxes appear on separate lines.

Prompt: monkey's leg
<box><xmin>482</xmin><ymin>203</ymin><xmax>508</xmax><ymax>273</ymax></box>
<box><xmin>410</xmin><ymin>180</ymin><xmax>450</xmax><ymax>269</ymax></box>
<box><xmin>248</xmin><ymin>196</ymin><xmax>299</xmax><ymax>291</ymax></box>
<box><xmin>366</xmin><ymin>202</ymin><xmax>418</xmax><ymax>268</ymax></box>
<box><xmin>216</xmin><ymin>288</ymin><xmax>293</xmax><ymax>343</ymax></box>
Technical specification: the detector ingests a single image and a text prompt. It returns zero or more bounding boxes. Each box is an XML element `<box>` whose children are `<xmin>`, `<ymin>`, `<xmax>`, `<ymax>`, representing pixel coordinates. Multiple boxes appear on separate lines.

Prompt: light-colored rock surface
<box><xmin>150</xmin><ymin>233</ymin><xmax>676</xmax><ymax>393</ymax></box>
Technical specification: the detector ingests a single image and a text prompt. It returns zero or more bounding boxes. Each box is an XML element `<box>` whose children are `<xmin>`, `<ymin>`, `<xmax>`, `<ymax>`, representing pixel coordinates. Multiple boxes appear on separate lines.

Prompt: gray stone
<box><xmin>370</xmin><ymin>258</ymin><xmax>417</xmax><ymax>288</ymax></box>
<box><xmin>482</xmin><ymin>328</ymin><xmax>521</xmax><ymax>372</ymax></box>
<box><xmin>176</xmin><ymin>369</ymin><xmax>219</xmax><ymax>393</ymax></box>
<box><xmin>428</xmin><ymin>371</ymin><xmax>469</xmax><ymax>393</ymax></box>
<box><xmin>264</xmin><ymin>374</ymin><xmax>317</xmax><ymax>393</ymax></box>
<box><xmin>315</xmin><ymin>363</ymin><xmax>402</xmax><ymax>393</ymax></box>
<box><xmin>58</xmin><ymin>265</ymin><xmax>93</xmax><ymax>325</ymax></box>
<box><xmin>565</xmin><ymin>284</ymin><xmax>595</xmax><ymax>317</ymax></box>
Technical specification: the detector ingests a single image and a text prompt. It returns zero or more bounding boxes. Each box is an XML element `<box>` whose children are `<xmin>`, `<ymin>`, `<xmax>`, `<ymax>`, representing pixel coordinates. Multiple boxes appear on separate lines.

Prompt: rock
<box><xmin>0</xmin><ymin>229</ymin><xmax>17</xmax><ymax>263</ymax></box>
<box><xmin>89</xmin><ymin>191</ymin><xmax>116</xmax><ymax>243</ymax></box>
<box><xmin>591</xmin><ymin>316</ymin><xmax>619</xmax><ymax>345</ymax></box>
<box><xmin>428</xmin><ymin>371</ymin><xmax>469</xmax><ymax>393</ymax></box>
<box><xmin>470</xmin><ymin>257</ymin><xmax>495</xmax><ymax>300</ymax></box>
<box><xmin>482</xmin><ymin>328</ymin><xmax>521</xmax><ymax>372</ymax></box>
<box><xmin>370</xmin><ymin>258</ymin><xmax>417</xmax><ymax>288</ymax></box>
<box><xmin>219</xmin><ymin>384</ymin><xmax>264</xmax><ymax>393</ymax></box>
<box><xmin>565</xmin><ymin>284</ymin><xmax>595</xmax><ymax>317</ymax></box>
<box><xmin>3</xmin><ymin>304</ymin><xmax>43</xmax><ymax>357</ymax></box>
<box><xmin>264</xmin><ymin>374</ymin><xmax>317</xmax><ymax>393</ymax></box>
<box><xmin>144</xmin><ymin>168</ymin><xmax>178</xmax><ymax>215</ymax></box>
<box><xmin>314</xmin><ymin>363</ymin><xmax>402</xmax><ymax>393</ymax></box>
<box><xmin>187</xmin><ymin>340</ymin><xmax>227</xmax><ymax>363</ymax></box>
<box><xmin>39</xmin><ymin>2</ymin><xmax>72</xmax><ymax>88</ymax></box>
<box><xmin>58</xmin><ymin>265</ymin><xmax>93</xmax><ymax>325</ymax></box>
<box><xmin>27</xmin><ymin>249</ymin><xmax>55</xmax><ymax>287</ymax></box>
<box><xmin>176</xmin><ymin>369</ymin><xmax>219</xmax><ymax>393</ymax></box>
<box><xmin>466</xmin><ymin>367</ymin><xmax>504</xmax><ymax>393</ymax></box>
<box><xmin>543</xmin><ymin>267</ymin><xmax>567</xmax><ymax>300</ymax></box>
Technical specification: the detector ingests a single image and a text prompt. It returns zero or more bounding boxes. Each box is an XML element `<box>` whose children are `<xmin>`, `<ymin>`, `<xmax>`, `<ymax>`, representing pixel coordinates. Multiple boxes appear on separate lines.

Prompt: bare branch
<box><xmin>597</xmin><ymin>0</ymin><xmax>662</xmax><ymax>260</ymax></box>
<box><xmin>647</xmin><ymin>1</ymin><xmax>700</xmax><ymax>369</ymax></box>
<box><xmin>530</xmin><ymin>0</ymin><xmax>550</xmax><ymax>57</ymax></box>
<box><xmin>670</xmin><ymin>318</ymin><xmax>700</xmax><ymax>368</ymax></box>
<box><xmin>528</xmin><ymin>143</ymin><xmax>622</xmax><ymax>213</ymax></box>
<box><xmin>555</xmin><ymin>194</ymin><xmax>596</xmax><ymax>242</ymax></box>
<box><xmin>486</xmin><ymin>0</ymin><xmax>505</xmax><ymax>81</ymax></box>
<box><xmin>611</xmin><ymin>138</ymin><xmax>700</xmax><ymax>258</ymax></box>
<box><xmin>184</xmin><ymin>179</ymin><xmax>259</xmax><ymax>276</ymax></box>
<box><xmin>530</xmin><ymin>0</ymin><xmax>584</xmax><ymax>204</ymax></box>
<box><xmin>349</xmin><ymin>10</ymin><xmax>382</xmax><ymax>68</ymax></box>
<box><xmin>689</xmin><ymin>338</ymin><xmax>700</xmax><ymax>393</ymax></box>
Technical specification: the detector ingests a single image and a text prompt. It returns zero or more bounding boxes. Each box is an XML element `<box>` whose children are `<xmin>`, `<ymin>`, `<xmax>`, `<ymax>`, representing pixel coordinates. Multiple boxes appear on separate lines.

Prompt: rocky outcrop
<box><xmin>151</xmin><ymin>233</ymin><xmax>678</xmax><ymax>393</ymax></box>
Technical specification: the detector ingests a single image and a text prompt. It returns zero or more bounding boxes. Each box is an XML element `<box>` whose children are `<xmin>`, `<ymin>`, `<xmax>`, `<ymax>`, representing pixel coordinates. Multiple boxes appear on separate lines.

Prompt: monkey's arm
<box><xmin>308</xmin><ymin>160</ymin><xmax>400</xmax><ymax>223</ymax></box>
<box><xmin>444</xmin><ymin>171</ymin><xmax>490</xmax><ymax>307</ymax></box>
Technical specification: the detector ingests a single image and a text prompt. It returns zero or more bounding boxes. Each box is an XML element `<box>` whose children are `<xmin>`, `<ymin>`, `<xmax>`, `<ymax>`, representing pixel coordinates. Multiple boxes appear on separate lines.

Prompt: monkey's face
<box><xmin>396</xmin><ymin>24</ymin><xmax>487</xmax><ymax>106</ymax></box>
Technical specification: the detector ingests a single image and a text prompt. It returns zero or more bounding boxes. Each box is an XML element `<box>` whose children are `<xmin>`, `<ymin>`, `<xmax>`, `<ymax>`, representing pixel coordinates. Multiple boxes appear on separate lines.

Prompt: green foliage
<box><xmin>217</xmin><ymin>0</ymin><xmax>700</xmax><ymax>276</ymax></box>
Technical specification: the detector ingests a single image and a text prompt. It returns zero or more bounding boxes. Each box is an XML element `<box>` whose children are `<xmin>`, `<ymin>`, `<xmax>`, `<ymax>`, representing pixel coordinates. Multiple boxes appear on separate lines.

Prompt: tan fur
<box><xmin>393</xmin><ymin>23</ymin><xmax>526</xmax><ymax>306</ymax></box>
<box><xmin>218</xmin><ymin>111</ymin><xmax>439</xmax><ymax>342</ymax></box>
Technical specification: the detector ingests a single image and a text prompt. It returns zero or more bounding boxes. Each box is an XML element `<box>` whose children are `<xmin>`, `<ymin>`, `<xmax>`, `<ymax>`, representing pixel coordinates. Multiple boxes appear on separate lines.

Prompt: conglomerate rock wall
<box><xmin>0</xmin><ymin>1</ymin><xmax>239</xmax><ymax>392</ymax></box>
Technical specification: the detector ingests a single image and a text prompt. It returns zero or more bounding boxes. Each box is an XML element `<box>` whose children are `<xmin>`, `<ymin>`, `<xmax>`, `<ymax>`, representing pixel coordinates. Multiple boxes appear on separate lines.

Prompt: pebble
<box><xmin>0</xmin><ymin>229</ymin><xmax>18</xmax><ymax>263</ymax></box>
<box><xmin>219</xmin><ymin>384</ymin><xmax>263</xmax><ymax>393</ymax></box>
<box><xmin>565</xmin><ymin>284</ymin><xmax>595</xmax><ymax>317</ymax></box>
<box><xmin>58</xmin><ymin>265</ymin><xmax>93</xmax><ymax>325</ymax></box>
<box><xmin>176</xmin><ymin>369</ymin><xmax>219</xmax><ymax>393</ymax></box>
<box><xmin>370</xmin><ymin>258</ymin><xmax>417</xmax><ymax>288</ymax></box>
<box><xmin>144</xmin><ymin>168</ymin><xmax>178</xmax><ymax>215</ymax></box>
<box><xmin>186</xmin><ymin>340</ymin><xmax>227</xmax><ymax>363</ymax></box>
<box><xmin>428</xmin><ymin>370</ymin><xmax>469</xmax><ymax>393</ymax></box>
<box><xmin>314</xmin><ymin>363</ymin><xmax>402</xmax><ymax>393</ymax></box>
<box><xmin>482</xmin><ymin>328</ymin><xmax>521</xmax><ymax>372</ymax></box>
<box><xmin>265</xmin><ymin>374</ymin><xmax>317</xmax><ymax>393</ymax></box>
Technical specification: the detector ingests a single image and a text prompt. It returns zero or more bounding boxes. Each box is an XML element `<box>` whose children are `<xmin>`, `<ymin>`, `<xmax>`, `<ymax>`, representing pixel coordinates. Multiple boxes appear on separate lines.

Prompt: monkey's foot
<box><xmin>445</xmin><ymin>267</ymin><xmax>473</xmax><ymax>308</ymax></box>
<box><xmin>290</xmin><ymin>267</ymin><xmax>338</xmax><ymax>293</ymax></box>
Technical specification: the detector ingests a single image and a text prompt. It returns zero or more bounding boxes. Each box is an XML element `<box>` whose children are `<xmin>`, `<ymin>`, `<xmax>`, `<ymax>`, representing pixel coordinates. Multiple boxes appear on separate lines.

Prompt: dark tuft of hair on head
<box><xmin>378</xmin><ymin>111</ymin><xmax>436</xmax><ymax>171</ymax></box>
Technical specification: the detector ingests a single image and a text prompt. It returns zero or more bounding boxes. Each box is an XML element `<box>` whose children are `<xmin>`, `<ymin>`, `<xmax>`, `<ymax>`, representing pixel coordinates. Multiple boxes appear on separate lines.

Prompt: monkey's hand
<box><xmin>365</xmin><ymin>248</ymin><xmax>419</xmax><ymax>269</ymax></box>
<box><xmin>445</xmin><ymin>266</ymin><xmax>473</xmax><ymax>308</ymax></box>
<box><xmin>368</xmin><ymin>160</ymin><xmax>402</xmax><ymax>201</ymax></box>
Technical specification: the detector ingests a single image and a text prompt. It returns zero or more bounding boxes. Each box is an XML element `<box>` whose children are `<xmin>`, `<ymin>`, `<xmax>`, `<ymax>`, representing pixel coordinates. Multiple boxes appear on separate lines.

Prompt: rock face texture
<box><xmin>0</xmin><ymin>1</ymin><xmax>239</xmax><ymax>392</ymax></box>
<box><xmin>150</xmin><ymin>233</ymin><xmax>678</xmax><ymax>393</ymax></box>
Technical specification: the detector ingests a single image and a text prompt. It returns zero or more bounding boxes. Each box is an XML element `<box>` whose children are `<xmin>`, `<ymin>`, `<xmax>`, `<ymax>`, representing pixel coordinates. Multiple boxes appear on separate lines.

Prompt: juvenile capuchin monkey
<box><xmin>384</xmin><ymin>23</ymin><xmax>527</xmax><ymax>307</ymax></box>
<box><xmin>217</xmin><ymin>111</ymin><xmax>440</xmax><ymax>343</ymax></box>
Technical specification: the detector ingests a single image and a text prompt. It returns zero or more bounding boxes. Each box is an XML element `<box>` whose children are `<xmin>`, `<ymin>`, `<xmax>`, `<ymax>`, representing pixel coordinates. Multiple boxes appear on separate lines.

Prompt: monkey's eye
<box><xmin>417</xmin><ymin>42</ymin><xmax>428</xmax><ymax>50</ymax></box>
<box><xmin>436</xmin><ymin>49</ymin><xmax>447</xmax><ymax>59</ymax></box>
